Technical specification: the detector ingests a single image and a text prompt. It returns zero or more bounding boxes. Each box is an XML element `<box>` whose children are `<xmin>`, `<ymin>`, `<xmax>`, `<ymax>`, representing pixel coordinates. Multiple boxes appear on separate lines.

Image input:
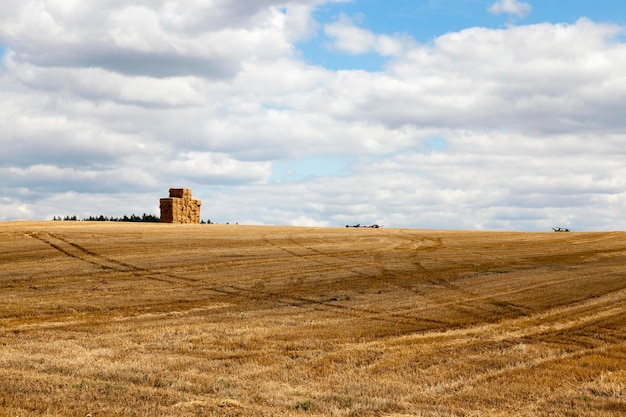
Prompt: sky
<box><xmin>1</xmin><ymin>0</ymin><xmax>626</xmax><ymax>230</ymax></box>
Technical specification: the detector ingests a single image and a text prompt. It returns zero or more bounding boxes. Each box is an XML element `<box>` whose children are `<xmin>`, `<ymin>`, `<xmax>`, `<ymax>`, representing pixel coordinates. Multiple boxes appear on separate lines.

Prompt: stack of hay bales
<box><xmin>159</xmin><ymin>188</ymin><xmax>202</xmax><ymax>224</ymax></box>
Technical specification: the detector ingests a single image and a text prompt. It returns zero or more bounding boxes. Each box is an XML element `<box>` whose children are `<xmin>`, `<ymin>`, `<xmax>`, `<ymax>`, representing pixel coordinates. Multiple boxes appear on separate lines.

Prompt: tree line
<box><xmin>53</xmin><ymin>214</ymin><xmax>213</xmax><ymax>224</ymax></box>
<box><xmin>53</xmin><ymin>214</ymin><xmax>160</xmax><ymax>222</ymax></box>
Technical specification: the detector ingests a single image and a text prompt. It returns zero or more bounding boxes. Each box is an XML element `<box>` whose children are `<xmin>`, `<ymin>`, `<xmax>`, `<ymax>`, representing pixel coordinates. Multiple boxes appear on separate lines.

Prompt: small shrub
<box><xmin>295</xmin><ymin>400</ymin><xmax>314</xmax><ymax>412</ymax></box>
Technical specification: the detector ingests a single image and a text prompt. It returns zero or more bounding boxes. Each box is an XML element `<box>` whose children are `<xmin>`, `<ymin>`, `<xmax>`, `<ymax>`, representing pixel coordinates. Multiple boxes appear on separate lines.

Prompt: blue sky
<box><xmin>1</xmin><ymin>0</ymin><xmax>626</xmax><ymax>230</ymax></box>
<box><xmin>312</xmin><ymin>0</ymin><xmax>626</xmax><ymax>36</ymax></box>
<box><xmin>298</xmin><ymin>0</ymin><xmax>626</xmax><ymax>70</ymax></box>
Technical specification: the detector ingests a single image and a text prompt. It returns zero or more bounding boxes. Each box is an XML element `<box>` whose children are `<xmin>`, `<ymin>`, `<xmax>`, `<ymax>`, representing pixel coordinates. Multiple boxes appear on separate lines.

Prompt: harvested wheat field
<box><xmin>1</xmin><ymin>221</ymin><xmax>625</xmax><ymax>417</ymax></box>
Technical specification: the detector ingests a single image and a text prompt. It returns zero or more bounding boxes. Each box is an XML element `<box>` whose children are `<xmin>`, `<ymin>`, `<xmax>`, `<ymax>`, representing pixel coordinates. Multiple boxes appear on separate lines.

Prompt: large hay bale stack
<box><xmin>159</xmin><ymin>188</ymin><xmax>202</xmax><ymax>224</ymax></box>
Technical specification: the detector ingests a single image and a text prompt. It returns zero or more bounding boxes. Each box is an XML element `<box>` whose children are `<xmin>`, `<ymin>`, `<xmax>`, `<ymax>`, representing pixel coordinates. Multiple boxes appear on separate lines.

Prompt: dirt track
<box><xmin>1</xmin><ymin>222</ymin><xmax>625</xmax><ymax>416</ymax></box>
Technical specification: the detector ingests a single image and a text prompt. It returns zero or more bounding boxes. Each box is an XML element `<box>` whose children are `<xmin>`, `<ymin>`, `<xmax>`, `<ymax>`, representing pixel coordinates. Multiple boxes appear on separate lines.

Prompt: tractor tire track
<box><xmin>217</xmin><ymin>284</ymin><xmax>446</xmax><ymax>328</ymax></box>
<box><xmin>443</xmin><ymin>306</ymin><xmax>626</xmax><ymax>395</ymax></box>
<box><xmin>261</xmin><ymin>233</ymin><xmax>431</xmax><ymax>283</ymax></box>
<box><xmin>363</xmin><ymin>286</ymin><xmax>626</xmax><ymax>349</ymax></box>
<box><xmin>26</xmin><ymin>232</ymin><xmax>202</xmax><ymax>286</ymax></box>
<box><xmin>261</xmin><ymin>234</ymin><xmax>496</xmax><ymax>327</ymax></box>
<box><xmin>263</xmin><ymin>233</ymin><xmax>531</xmax><ymax>323</ymax></box>
<box><xmin>21</xmin><ymin>232</ymin><xmax>425</xmax><ymax>331</ymax></box>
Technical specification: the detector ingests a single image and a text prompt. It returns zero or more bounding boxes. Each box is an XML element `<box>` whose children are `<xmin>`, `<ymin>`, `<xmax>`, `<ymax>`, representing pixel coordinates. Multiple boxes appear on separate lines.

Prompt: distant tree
<box><xmin>81</xmin><ymin>213</ymin><xmax>160</xmax><ymax>222</ymax></box>
<box><xmin>141</xmin><ymin>213</ymin><xmax>160</xmax><ymax>222</ymax></box>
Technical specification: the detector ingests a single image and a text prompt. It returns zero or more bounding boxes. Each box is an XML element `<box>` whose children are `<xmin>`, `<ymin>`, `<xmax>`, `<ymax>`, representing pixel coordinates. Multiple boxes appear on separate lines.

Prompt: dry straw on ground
<box><xmin>0</xmin><ymin>221</ymin><xmax>625</xmax><ymax>416</ymax></box>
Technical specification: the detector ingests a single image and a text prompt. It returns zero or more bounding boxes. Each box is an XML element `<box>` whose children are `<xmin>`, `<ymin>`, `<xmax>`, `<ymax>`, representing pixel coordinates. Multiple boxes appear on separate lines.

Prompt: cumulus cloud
<box><xmin>0</xmin><ymin>0</ymin><xmax>318</xmax><ymax>78</ymax></box>
<box><xmin>166</xmin><ymin>152</ymin><xmax>272</xmax><ymax>184</ymax></box>
<box><xmin>363</xmin><ymin>19</ymin><xmax>626</xmax><ymax>134</ymax></box>
<box><xmin>488</xmin><ymin>0</ymin><xmax>532</xmax><ymax>18</ymax></box>
<box><xmin>323</xmin><ymin>14</ymin><xmax>411</xmax><ymax>56</ymax></box>
<box><xmin>1</xmin><ymin>1</ymin><xmax>626</xmax><ymax>230</ymax></box>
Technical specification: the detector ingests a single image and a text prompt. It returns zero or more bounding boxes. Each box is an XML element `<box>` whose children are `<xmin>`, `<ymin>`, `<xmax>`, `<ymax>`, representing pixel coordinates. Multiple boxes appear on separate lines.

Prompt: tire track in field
<box><xmin>361</xmin><ymin>288</ymin><xmax>626</xmax><ymax>397</ymax></box>
<box><xmin>443</xmin><ymin>308</ymin><xmax>626</xmax><ymax>395</ymax></box>
<box><xmin>216</xmin><ymin>284</ymin><xmax>447</xmax><ymax>328</ymax></box>
<box><xmin>261</xmin><ymin>232</ymin><xmax>435</xmax><ymax>282</ymax></box>
<box><xmin>20</xmin><ymin>232</ymin><xmax>431</xmax><ymax>331</ymax></box>
<box><xmin>409</xmin><ymin>271</ymin><xmax>620</xmax><ymax>318</ymax></box>
<box><xmin>441</xmin><ymin>342</ymin><xmax>624</xmax><ymax>397</ymax></box>
<box><xmin>253</xmin><ymin>234</ymin><xmax>452</xmax><ymax>328</ymax></box>
<box><xmin>26</xmin><ymin>232</ymin><xmax>202</xmax><ymax>286</ymax></box>
<box><xmin>365</xmin><ymin>286</ymin><xmax>626</xmax><ymax>349</ymax></box>
<box><xmin>261</xmin><ymin>233</ymin><xmax>466</xmax><ymax>324</ymax></box>
<box><xmin>19</xmin><ymin>231</ymin><xmax>425</xmax><ymax>332</ymax></box>
<box><xmin>374</xmin><ymin>230</ymin><xmax>625</xmax><ymax>320</ymax></box>
<box><xmin>23</xmin><ymin>230</ymin><xmax>626</xmax><ymax>339</ymax></box>
<box><xmin>264</xmin><ymin>232</ymin><xmax>532</xmax><ymax>322</ymax></box>
<box><xmin>386</xmin><ymin>230</ymin><xmax>610</xmax><ymax>318</ymax></box>
<box><xmin>388</xmin><ymin>229</ymin><xmax>443</xmax><ymax>251</ymax></box>
<box><xmin>261</xmin><ymin>236</ymin><xmax>378</xmax><ymax>277</ymax></box>
<box><xmin>219</xmin><ymin>232</ymin><xmax>444</xmax><ymax>327</ymax></box>
<box><xmin>260</xmin><ymin>235</ymin><xmax>383</xmax><ymax>290</ymax></box>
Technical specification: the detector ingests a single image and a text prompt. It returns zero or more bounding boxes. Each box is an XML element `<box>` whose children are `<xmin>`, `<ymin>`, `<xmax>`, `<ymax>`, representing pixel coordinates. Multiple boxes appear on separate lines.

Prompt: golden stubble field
<box><xmin>0</xmin><ymin>221</ymin><xmax>625</xmax><ymax>417</ymax></box>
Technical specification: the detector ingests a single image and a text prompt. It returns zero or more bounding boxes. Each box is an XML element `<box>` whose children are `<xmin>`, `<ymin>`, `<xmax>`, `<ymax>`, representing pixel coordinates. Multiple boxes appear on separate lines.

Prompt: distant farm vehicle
<box><xmin>552</xmin><ymin>227</ymin><xmax>570</xmax><ymax>232</ymax></box>
<box><xmin>346</xmin><ymin>224</ymin><xmax>381</xmax><ymax>228</ymax></box>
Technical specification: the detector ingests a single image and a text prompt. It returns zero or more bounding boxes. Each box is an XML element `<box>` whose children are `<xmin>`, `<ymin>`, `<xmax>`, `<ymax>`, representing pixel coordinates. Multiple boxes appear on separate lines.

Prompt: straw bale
<box><xmin>169</xmin><ymin>188</ymin><xmax>192</xmax><ymax>199</ymax></box>
<box><xmin>160</xmin><ymin>189</ymin><xmax>202</xmax><ymax>224</ymax></box>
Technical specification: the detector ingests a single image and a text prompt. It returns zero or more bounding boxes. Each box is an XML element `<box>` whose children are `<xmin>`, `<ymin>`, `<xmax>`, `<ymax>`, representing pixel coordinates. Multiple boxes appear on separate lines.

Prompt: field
<box><xmin>1</xmin><ymin>221</ymin><xmax>625</xmax><ymax>416</ymax></box>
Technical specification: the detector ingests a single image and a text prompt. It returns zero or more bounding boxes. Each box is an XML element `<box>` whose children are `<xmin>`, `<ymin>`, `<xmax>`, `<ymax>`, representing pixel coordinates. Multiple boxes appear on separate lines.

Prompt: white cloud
<box><xmin>488</xmin><ymin>0</ymin><xmax>532</xmax><ymax>18</ymax></box>
<box><xmin>0</xmin><ymin>0</ymin><xmax>307</xmax><ymax>78</ymax></box>
<box><xmin>5</xmin><ymin>56</ymin><xmax>207</xmax><ymax>107</ymax></box>
<box><xmin>324</xmin><ymin>14</ymin><xmax>377</xmax><ymax>54</ymax></box>
<box><xmin>166</xmin><ymin>152</ymin><xmax>272</xmax><ymax>184</ymax></box>
<box><xmin>372</xmin><ymin>19</ymin><xmax>626</xmax><ymax>133</ymax></box>
<box><xmin>323</xmin><ymin>14</ymin><xmax>410</xmax><ymax>56</ymax></box>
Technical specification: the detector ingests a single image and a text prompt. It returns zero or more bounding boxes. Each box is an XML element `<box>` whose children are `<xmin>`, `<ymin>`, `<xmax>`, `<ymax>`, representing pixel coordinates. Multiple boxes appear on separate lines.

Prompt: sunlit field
<box><xmin>1</xmin><ymin>221</ymin><xmax>625</xmax><ymax>416</ymax></box>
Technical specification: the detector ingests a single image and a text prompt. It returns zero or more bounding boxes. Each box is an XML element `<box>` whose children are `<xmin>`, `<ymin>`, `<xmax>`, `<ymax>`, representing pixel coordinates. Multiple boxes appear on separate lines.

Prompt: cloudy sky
<box><xmin>1</xmin><ymin>0</ymin><xmax>625</xmax><ymax>230</ymax></box>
